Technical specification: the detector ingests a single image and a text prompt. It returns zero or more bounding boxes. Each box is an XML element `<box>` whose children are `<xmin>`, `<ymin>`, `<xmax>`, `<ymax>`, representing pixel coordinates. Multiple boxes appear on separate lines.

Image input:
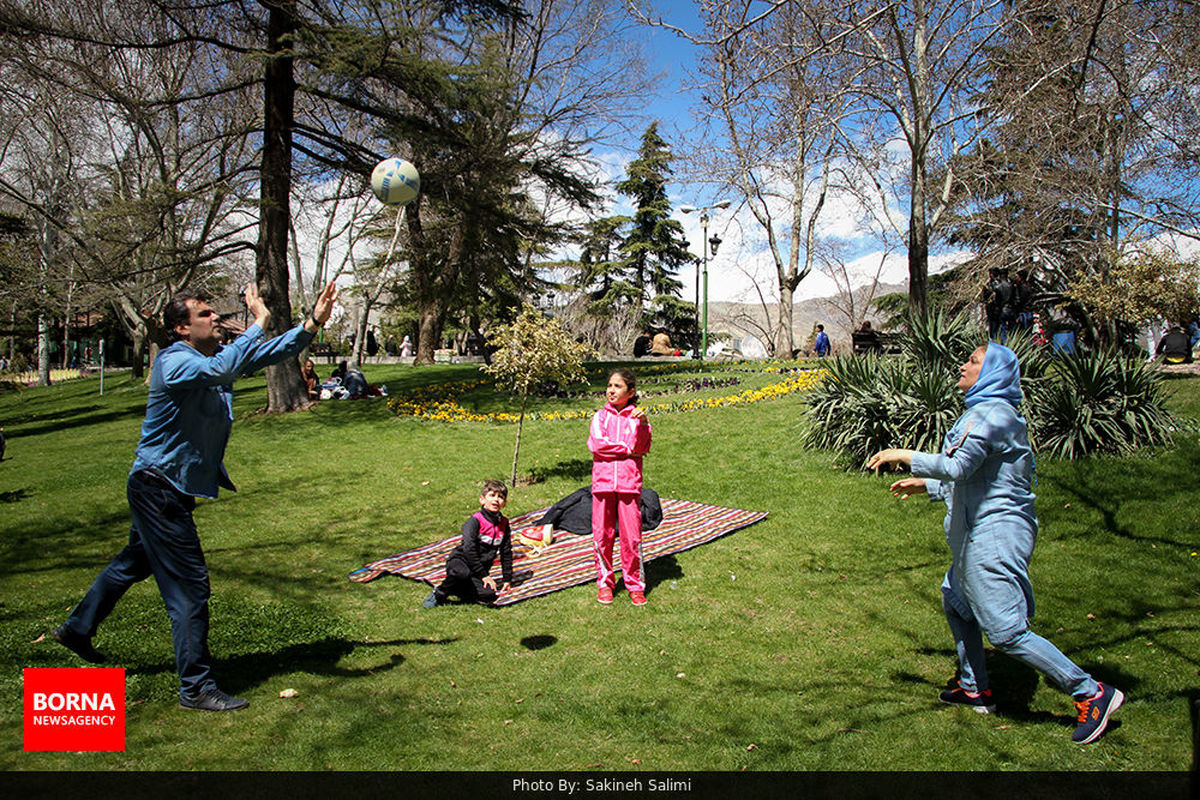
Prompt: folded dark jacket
<box><xmin>534</xmin><ymin>486</ymin><xmax>662</xmax><ymax>534</ymax></box>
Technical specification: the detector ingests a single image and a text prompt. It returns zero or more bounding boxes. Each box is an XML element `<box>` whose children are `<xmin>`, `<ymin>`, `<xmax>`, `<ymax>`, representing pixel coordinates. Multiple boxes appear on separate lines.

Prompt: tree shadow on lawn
<box><xmin>866</xmin><ymin>590</ymin><xmax>1145</xmax><ymax>731</ymax></box>
<box><xmin>1189</xmin><ymin>688</ymin><xmax>1200</xmax><ymax>772</ymax></box>
<box><xmin>526</xmin><ymin>458</ymin><xmax>592</xmax><ymax>484</ymax></box>
<box><xmin>277</xmin><ymin>398</ymin><xmax>398</xmax><ymax>428</ymax></box>
<box><xmin>5</xmin><ymin>404</ymin><xmax>147</xmax><ymax>438</ymax></box>
<box><xmin>130</xmin><ymin>635</ymin><xmax>460</xmax><ymax>694</ymax></box>
<box><xmin>0</xmin><ymin>509</ymin><xmax>132</xmax><ymax>577</ymax></box>
<box><xmin>713</xmin><ymin>671</ymin><xmax>1013</xmax><ymax>750</ymax></box>
<box><xmin>1040</xmin><ymin>442</ymin><xmax>1200</xmax><ymax>549</ymax></box>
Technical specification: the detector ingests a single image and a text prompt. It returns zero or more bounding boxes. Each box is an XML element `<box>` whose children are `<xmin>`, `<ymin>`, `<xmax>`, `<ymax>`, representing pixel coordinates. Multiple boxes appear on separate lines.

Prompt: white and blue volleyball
<box><xmin>370</xmin><ymin>158</ymin><xmax>420</xmax><ymax>206</ymax></box>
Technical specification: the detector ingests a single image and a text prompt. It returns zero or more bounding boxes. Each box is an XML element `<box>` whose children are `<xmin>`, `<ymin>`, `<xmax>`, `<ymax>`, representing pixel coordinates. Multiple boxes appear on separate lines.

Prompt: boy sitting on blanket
<box><xmin>422</xmin><ymin>480</ymin><xmax>513</xmax><ymax>608</ymax></box>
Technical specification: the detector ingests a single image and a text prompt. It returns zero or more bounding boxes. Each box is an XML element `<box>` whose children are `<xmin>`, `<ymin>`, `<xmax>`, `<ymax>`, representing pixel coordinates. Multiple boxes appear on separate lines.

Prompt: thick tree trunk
<box><xmin>905</xmin><ymin>0</ymin><xmax>931</xmax><ymax>317</ymax></box>
<box><xmin>352</xmin><ymin>299</ymin><xmax>373</xmax><ymax>368</ymax></box>
<box><xmin>908</xmin><ymin>204</ymin><xmax>929</xmax><ymax>317</ymax></box>
<box><xmin>259</xmin><ymin>1</ymin><xmax>306</xmax><ymax>412</ymax></box>
<box><xmin>130</xmin><ymin>327</ymin><xmax>147</xmax><ymax>381</ymax></box>
<box><xmin>416</xmin><ymin>305</ymin><xmax>439</xmax><ymax>365</ymax></box>
<box><xmin>412</xmin><ymin>212</ymin><xmax>462</xmax><ymax>366</ymax></box>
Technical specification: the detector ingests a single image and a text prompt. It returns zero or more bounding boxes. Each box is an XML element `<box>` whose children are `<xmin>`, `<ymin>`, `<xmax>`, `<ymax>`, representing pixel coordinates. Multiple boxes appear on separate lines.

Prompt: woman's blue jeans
<box><xmin>942</xmin><ymin>571</ymin><xmax>1098</xmax><ymax>699</ymax></box>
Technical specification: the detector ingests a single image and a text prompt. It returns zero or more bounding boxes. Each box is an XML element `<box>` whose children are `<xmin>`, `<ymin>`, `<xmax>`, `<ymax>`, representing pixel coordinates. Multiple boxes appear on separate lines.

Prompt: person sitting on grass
<box><xmin>423</xmin><ymin>479</ymin><xmax>513</xmax><ymax>608</ymax></box>
<box><xmin>300</xmin><ymin>357</ymin><xmax>320</xmax><ymax>401</ymax></box>
<box><xmin>866</xmin><ymin>342</ymin><xmax>1124</xmax><ymax>745</ymax></box>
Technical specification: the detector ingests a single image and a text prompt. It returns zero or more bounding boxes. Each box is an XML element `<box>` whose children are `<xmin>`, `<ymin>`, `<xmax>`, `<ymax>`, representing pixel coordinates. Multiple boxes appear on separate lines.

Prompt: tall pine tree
<box><xmin>616</xmin><ymin>124</ymin><xmax>692</xmax><ymax>307</ymax></box>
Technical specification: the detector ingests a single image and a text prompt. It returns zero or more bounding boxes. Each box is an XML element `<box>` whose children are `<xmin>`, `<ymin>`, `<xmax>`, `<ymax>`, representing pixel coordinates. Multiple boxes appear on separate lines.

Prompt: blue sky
<box><xmin>593</xmin><ymin>1</ymin><xmax>924</xmax><ymax>305</ymax></box>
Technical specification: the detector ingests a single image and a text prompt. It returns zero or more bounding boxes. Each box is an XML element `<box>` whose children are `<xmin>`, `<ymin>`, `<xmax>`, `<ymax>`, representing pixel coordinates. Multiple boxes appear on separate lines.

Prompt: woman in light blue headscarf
<box><xmin>867</xmin><ymin>343</ymin><xmax>1124</xmax><ymax>745</ymax></box>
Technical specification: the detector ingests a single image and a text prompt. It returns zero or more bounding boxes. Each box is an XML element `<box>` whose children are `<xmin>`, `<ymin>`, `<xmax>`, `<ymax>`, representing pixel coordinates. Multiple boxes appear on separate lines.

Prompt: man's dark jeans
<box><xmin>63</xmin><ymin>470</ymin><xmax>214</xmax><ymax>699</ymax></box>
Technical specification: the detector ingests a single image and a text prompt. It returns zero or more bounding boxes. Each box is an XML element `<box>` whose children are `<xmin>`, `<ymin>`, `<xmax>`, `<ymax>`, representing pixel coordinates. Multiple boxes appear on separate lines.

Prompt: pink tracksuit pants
<box><xmin>592</xmin><ymin>491</ymin><xmax>644</xmax><ymax>593</ymax></box>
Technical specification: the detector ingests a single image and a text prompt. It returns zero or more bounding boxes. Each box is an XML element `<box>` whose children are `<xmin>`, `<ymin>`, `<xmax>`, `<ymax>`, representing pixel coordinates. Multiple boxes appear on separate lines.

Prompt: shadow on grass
<box><xmin>911</xmin><ymin>644</ymin><xmax>1147</xmax><ymax>731</ymax></box>
<box><xmin>0</xmin><ymin>510</ymin><xmax>132</xmax><ymax>577</ymax></box>
<box><xmin>1</xmin><ymin>488</ymin><xmax>30</xmax><ymax>503</ymax></box>
<box><xmin>521</xmin><ymin>635</ymin><xmax>557</xmax><ymax>650</ymax></box>
<box><xmin>526</xmin><ymin>458</ymin><xmax>592</xmax><ymax>484</ymax></box>
<box><xmin>5</xmin><ymin>403</ymin><xmax>147</xmax><ymax>439</ymax></box>
<box><xmin>130</xmin><ymin>635</ymin><xmax>459</xmax><ymax>694</ymax></box>
<box><xmin>1189</xmin><ymin>689</ymin><xmax>1200</xmax><ymax>772</ymax></box>
<box><xmin>1040</xmin><ymin>439</ymin><xmax>1200</xmax><ymax>550</ymax></box>
<box><xmin>645</xmin><ymin>555</ymin><xmax>683</xmax><ymax>593</ymax></box>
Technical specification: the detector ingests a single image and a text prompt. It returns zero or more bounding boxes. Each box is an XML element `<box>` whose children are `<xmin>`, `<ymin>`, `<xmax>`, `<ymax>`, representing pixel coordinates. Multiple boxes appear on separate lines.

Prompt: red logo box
<box><xmin>24</xmin><ymin>668</ymin><xmax>125</xmax><ymax>751</ymax></box>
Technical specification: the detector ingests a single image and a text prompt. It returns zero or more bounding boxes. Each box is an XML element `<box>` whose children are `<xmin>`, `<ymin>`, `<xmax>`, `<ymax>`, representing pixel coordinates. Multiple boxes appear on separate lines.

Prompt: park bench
<box><xmin>309</xmin><ymin>341</ymin><xmax>337</xmax><ymax>363</ymax></box>
<box><xmin>852</xmin><ymin>331</ymin><xmax>903</xmax><ymax>355</ymax></box>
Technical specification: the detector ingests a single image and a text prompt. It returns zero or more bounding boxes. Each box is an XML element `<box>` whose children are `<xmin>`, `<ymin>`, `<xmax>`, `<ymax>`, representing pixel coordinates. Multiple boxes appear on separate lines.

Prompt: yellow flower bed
<box><xmin>386</xmin><ymin>366</ymin><xmax>828</xmax><ymax>424</ymax></box>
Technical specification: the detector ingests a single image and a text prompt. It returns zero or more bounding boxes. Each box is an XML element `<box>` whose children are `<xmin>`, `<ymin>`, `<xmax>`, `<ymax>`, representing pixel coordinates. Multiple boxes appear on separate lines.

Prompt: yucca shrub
<box><xmin>804</xmin><ymin>311</ymin><xmax>1177</xmax><ymax>466</ymax></box>
<box><xmin>804</xmin><ymin>310</ymin><xmax>976</xmax><ymax>467</ymax></box>
<box><xmin>1031</xmin><ymin>348</ymin><xmax>1177</xmax><ymax>459</ymax></box>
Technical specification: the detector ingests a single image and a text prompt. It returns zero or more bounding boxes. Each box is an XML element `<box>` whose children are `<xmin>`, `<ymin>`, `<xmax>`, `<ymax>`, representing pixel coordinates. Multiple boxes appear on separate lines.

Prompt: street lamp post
<box><xmin>680</xmin><ymin>199</ymin><xmax>730</xmax><ymax>359</ymax></box>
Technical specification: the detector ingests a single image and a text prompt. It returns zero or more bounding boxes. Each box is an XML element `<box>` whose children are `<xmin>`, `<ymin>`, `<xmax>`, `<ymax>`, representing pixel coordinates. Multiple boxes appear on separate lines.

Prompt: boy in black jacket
<box><xmin>423</xmin><ymin>480</ymin><xmax>513</xmax><ymax>608</ymax></box>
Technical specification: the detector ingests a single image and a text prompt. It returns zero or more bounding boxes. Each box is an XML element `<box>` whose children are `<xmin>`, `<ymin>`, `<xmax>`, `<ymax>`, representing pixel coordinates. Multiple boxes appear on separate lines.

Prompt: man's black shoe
<box><xmin>179</xmin><ymin>688</ymin><xmax>249</xmax><ymax>712</ymax></box>
<box><xmin>51</xmin><ymin>625</ymin><xmax>107</xmax><ymax>664</ymax></box>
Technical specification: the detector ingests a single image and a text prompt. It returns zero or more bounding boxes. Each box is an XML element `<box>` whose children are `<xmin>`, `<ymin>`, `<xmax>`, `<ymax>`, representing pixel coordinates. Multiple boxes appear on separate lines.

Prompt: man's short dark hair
<box><xmin>481</xmin><ymin>479</ymin><xmax>508</xmax><ymax>499</ymax></box>
<box><xmin>164</xmin><ymin>290</ymin><xmax>211</xmax><ymax>341</ymax></box>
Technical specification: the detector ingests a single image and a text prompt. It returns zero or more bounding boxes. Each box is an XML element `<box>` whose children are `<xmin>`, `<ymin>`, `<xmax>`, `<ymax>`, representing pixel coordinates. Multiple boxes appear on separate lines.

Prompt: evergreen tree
<box><xmin>615</xmin><ymin>123</ymin><xmax>692</xmax><ymax>305</ymax></box>
<box><xmin>574</xmin><ymin>215</ymin><xmax>637</xmax><ymax>311</ymax></box>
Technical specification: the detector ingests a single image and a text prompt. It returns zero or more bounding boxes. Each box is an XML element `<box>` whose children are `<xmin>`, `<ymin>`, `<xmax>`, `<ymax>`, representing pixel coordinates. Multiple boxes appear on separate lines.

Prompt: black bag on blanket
<box><xmin>532</xmin><ymin>487</ymin><xmax>663</xmax><ymax>535</ymax></box>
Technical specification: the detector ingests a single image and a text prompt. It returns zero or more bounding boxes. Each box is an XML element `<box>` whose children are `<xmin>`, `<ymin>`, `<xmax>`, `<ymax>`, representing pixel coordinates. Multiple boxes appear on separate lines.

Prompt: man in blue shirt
<box><xmin>814</xmin><ymin>324</ymin><xmax>831</xmax><ymax>357</ymax></box>
<box><xmin>52</xmin><ymin>280</ymin><xmax>339</xmax><ymax>712</ymax></box>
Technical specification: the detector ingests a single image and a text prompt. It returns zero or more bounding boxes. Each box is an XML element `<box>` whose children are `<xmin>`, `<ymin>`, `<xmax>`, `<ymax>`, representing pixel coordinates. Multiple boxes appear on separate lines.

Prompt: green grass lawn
<box><xmin>1</xmin><ymin>362</ymin><xmax>1197</xmax><ymax>771</ymax></box>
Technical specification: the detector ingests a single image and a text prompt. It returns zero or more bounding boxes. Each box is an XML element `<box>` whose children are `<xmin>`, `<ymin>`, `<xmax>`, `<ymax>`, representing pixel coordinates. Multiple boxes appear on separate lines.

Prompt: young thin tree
<box><xmin>483</xmin><ymin>304</ymin><xmax>593</xmax><ymax>485</ymax></box>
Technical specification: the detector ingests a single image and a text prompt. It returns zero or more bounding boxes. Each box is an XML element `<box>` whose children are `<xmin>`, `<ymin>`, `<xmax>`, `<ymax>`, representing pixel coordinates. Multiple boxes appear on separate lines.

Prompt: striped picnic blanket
<box><xmin>348</xmin><ymin>498</ymin><xmax>767</xmax><ymax>606</ymax></box>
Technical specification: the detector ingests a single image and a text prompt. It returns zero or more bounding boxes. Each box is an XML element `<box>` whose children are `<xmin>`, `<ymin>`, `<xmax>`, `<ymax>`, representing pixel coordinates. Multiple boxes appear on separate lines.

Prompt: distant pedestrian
<box><xmin>1013</xmin><ymin>269</ymin><xmax>1035</xmax><ymax>332</ymax></box>
<box><xmin>983</xmin><ymin>268</ymin><xmax>1013</xmax><ymax>340</ymax></box>
<box><xmin>1157</xmin><ymin>325</ymin><xmax>1193</xmax><ymax>364</ymax></box>
<box><xmin>633</xmin><ymin>331</ymin><xmax>651</xmax><ymax>358</ymax></box>
<box><xmin>814</xmin><ymin>324</ymin><xmax>831</xmax><ymax>358</ymax></box>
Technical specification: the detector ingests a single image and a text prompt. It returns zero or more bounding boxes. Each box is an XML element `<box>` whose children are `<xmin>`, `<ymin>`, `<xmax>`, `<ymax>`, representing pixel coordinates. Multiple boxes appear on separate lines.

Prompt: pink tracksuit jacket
<box><xmin>588</xmin><ymin>402</ymin><xmax>652</xmax><ymax>492</ymax></box>
<box><xmin>588</xmin><ymin>401</ymin><xmax>652</xmax><ymax>593</ymax></box>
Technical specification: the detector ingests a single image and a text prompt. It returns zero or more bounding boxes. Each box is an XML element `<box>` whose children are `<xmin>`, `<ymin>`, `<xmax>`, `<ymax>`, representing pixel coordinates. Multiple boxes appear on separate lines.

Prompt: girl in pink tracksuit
<box><xmin>588</xmin><ymin>368</ymin><xmax>653</xmax><ymax>606</ymax></box>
